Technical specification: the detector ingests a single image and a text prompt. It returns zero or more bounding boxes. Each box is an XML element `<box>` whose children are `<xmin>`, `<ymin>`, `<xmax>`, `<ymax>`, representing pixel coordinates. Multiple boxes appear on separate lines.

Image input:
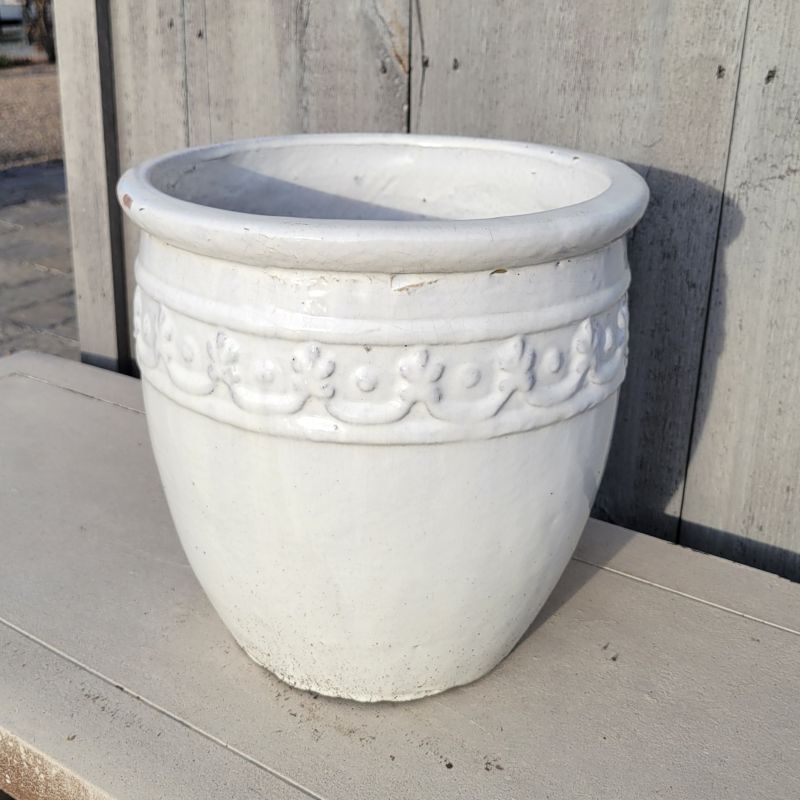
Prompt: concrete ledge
<box><xmin>1</xmin><ymin>353</ymin><xmax>798</xmax><ymax>799</ymax></box>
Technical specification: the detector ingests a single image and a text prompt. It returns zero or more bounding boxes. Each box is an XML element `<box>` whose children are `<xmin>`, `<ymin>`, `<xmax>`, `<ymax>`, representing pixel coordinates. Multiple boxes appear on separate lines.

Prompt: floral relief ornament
<box><xmin>496</xmin><ymin>337</ymin><xmax>536</xmax><ymax>393</ymax></box>
<box><xmin>133</xmin><ymin>287</ymin><xmax>628</xmax><ymax>430</ymax></box>
<box><xmin>208</xmin><ymin>331</ymin><xmax>240</xmax><ymax>386</ymax></box>
<box><xmin>291</xmin><ymin>343</ymin><xmax>336</xmax><ymax>399</ymax></box>
<box><xmin>398</xmin><ymin>349</ymin><xmax>445</xmax><ymax>405</ymax></box>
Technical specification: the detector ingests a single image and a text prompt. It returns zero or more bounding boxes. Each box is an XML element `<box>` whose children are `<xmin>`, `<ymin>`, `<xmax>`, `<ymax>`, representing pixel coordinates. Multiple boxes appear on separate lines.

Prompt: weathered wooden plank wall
<box><xmin>194</xmin><ymin>1</ymin><xmax>409</xmax><ymax>141</ymax></box>
<box><xmin>410</xmin><ymin>0</ymin><xmax>749</xmax><ymax>543</ymax></box>
<box><xmin>681</xmin><ymin>0</ymin><xmax>800</xmax><ymax>578</ymax></box>
<box><xmin>53</xmin><ymin>0</ymin><xmax>128</xmax><ymax>370</ymax></box>
<box><xmin>55</xmin><ymin>0</ymin><xmax>800</xmax><ymax>578</ymax></box>
<box><xmin>108</xmin><ymin>0</ymin><xmax>410</xmax><ymax>356</ymax></box>
<box><xmin>109</xmin><ymin>0</ymin><xmax>189</xmax><ymax>338</ymax></box>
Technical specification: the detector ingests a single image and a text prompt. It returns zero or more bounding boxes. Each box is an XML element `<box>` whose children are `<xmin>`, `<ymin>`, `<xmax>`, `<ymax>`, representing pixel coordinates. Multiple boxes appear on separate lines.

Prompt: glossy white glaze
<box><xmin>119</xmin><ymin>134</ymin><xmax>648</xmax><ymax>701</ymax></box>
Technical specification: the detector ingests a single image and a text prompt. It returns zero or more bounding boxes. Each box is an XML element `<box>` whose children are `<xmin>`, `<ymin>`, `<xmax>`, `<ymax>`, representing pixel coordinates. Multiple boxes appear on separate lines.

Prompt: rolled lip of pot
<box><xmin>116</xmin><ymin>133</ymin><xmax>650</xmax><ymax>274</ymax></box>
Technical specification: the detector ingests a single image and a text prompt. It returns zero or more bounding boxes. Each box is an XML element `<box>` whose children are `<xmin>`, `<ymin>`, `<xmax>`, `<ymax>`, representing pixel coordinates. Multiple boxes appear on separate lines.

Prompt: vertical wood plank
<box><xmin>411</xmin><ymin>0</ymin><xmax>748</xmax><ymax>540</ymax></box>
<box><xmin>109</xmin><ymin>0</ymin><xmax>189</xmax><ymax>166</ymax></box>
<box><xmin>108</xmin><ymin>0</ymin><xmax>189</xmax><ymax>362</ymax></box>
<box><xmin>193</xmin><ymin>0</ymin><xmax>409</xmax><ymax>142</ymax></box>
<box><xmin>53</xmin><ymin>0</ymin><xmax>127</xmax><ymax>370</ymax></box>
<box><xmin>183</xmin><ymin>0</ymin><xmax>212</xmax><ymax>145</ymax></box>
<box><xmin>681</xmin><ymin>0</ymin><xmax>800</xmax><ymax>579</ymax></box>
<box><xmin>109</xmin><ymin>0</ymin><xmax>409</xmax><ymax>359</ymax></box>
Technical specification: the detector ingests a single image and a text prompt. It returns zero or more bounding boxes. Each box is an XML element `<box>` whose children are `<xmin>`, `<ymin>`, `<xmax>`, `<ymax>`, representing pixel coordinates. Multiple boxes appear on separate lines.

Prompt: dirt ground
<box><xmin>0</xmin><ymin>62</ymin><xmax>63</xmax><ymax>167</ymax></box>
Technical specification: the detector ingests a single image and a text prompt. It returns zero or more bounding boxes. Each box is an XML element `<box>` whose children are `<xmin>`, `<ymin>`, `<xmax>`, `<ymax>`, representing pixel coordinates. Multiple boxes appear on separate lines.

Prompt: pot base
<box><xmin>239</xmin><ymin>639</ymin><xmax>518</xmax><ymax>703</ymax></box>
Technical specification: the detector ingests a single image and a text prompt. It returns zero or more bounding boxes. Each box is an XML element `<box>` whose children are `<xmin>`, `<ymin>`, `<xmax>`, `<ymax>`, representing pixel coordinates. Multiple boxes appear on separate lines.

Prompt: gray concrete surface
<box><xmin>0</xmin><ymin>162</ymin><xmax>78</xmax><ymax>360</ymax></box>
<box><xmin>0</xmin><ymin>54</ymin><xmax>77</xmax><ymax>362</ymax></box>
<box><xmin>1</xmin><ymin>351</ymin><xmax>799</xmax><ymax>800</ymax></box>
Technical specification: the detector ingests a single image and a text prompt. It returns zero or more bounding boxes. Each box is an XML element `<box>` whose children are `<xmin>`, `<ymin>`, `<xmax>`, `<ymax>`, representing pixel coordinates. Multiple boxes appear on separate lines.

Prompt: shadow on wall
<box><xmin>588</xmin><ymin>166</ymin><xmax>799</xmax><ymax>579</ymax></box>
<box><xmin>592</xmin><ymin>165</ymin><xmax>744</xmax><ymax>551</ymax></box>
<box><xmin>678</xmin><ymin>522</ymin><xmax>800</xmax><ymax>581</ymax></box>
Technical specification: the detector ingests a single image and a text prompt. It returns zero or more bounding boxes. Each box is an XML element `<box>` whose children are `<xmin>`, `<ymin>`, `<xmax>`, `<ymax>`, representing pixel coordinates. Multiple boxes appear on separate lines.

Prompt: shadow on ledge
<box><xmin>522</xmin><ymin>514</ymin><xmax>799</xmax><ymax>655</ymax></box>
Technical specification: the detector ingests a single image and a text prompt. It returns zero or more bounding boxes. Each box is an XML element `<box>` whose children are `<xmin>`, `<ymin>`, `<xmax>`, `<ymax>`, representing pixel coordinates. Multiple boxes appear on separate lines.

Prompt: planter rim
<box><xmin>117</xmin><ymin>133</ymin><xmax>649</xmax><ymax>274</ymax></box>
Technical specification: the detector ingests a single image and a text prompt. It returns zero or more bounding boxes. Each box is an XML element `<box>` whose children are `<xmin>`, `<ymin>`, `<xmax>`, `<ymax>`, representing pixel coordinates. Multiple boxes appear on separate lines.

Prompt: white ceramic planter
<box><xmin>118</xmin><ymin>134</ymin><xmax>648</xmax><ymax>701</ymax></box>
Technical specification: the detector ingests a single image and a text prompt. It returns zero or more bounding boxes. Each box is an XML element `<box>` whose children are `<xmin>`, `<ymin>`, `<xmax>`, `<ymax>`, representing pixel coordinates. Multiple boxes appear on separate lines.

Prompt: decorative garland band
<box><xmin>134</xmin><ymin>286</ymin><xmax>628</xmax><ymax>444</ymax></box>
<box><xmin>134</xmin><ymin>261</ymin><xmax>631</xmax><ymax>346</ymax></box>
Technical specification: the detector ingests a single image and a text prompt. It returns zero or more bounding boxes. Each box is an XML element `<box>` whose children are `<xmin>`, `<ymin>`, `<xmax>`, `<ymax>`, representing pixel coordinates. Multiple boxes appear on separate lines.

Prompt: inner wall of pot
<box><xmin>148</xmin><ymin>142</ymin><xmax>612</xmax><ymax>222</ymax></box>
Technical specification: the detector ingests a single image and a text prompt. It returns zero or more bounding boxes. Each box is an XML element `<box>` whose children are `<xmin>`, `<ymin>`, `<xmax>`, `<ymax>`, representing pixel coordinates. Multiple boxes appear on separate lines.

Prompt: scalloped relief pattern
<box><xmin>133</xmin><ymin>286</ymin><xmax>628</xmax><ymax>437</ymax></box>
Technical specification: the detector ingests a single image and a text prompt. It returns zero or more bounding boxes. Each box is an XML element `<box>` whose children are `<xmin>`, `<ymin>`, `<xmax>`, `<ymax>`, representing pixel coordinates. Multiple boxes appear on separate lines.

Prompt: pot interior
<box><xmin>148</xmin><ymin>140</ymin><xmax>612</xmax><ymax>222</ymax></box>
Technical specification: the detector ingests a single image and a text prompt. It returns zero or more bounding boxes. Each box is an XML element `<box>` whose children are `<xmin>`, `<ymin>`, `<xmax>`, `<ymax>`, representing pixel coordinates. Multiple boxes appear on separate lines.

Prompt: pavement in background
<box><xmin>0</xmin><ymin>162</ymin><xmax>77</xmax><ymax>360</ymax></box>
<box><xmin>0</xmin><ymin>54</ymin><xmax>78</xmax><ymax>361</ymax></box>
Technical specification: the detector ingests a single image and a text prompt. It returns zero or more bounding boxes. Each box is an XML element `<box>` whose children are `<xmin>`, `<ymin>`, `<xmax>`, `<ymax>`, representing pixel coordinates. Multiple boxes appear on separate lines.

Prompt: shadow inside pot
<box><xmin>156</xmin><ymin>162</ymin><xmax>448</xmax><ymax>221</ymax></box>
